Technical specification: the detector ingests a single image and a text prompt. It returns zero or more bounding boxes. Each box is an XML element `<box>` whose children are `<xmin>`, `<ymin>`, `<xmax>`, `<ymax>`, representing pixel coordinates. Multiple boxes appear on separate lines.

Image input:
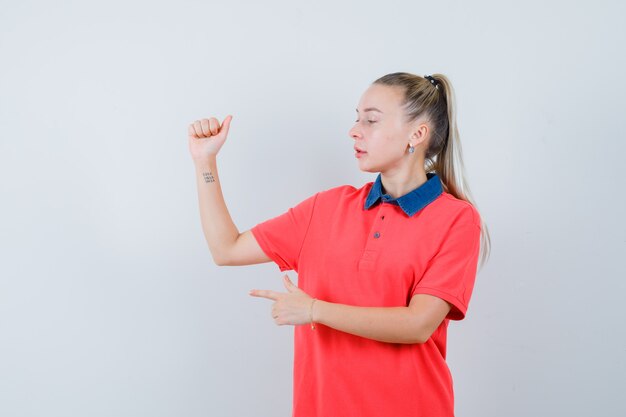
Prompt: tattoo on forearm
<box><xmin>202</xmin><ymin>171</ymin><xmax>215</xmax><ymax>183</ymax></box>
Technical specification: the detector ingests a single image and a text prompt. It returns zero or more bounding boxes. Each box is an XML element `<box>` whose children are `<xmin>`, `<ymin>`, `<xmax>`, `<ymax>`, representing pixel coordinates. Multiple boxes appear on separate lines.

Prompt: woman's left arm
<box><xmin>249</xmin><ymin>274</ymin><xmax>451</xmax><ymax>344</ymax></box>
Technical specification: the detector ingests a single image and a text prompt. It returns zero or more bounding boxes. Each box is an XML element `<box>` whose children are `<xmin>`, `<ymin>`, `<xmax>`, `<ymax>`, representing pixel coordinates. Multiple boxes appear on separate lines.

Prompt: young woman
<box><xmin>188</xmin><ymin>72</ymin><xmax>491</xmax><ymax>417</ymax></box>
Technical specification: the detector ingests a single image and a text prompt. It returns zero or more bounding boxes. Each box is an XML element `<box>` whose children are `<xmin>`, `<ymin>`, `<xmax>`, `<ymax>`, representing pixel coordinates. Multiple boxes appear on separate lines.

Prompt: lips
<box><xmin>354</xmin><ymin>147</ymin><xmax>367</xmax><ymax>153</ymax></box>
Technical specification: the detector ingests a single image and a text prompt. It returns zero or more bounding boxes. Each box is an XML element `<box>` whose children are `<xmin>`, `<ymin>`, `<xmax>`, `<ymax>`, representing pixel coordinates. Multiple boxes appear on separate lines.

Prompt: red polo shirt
<box><xmin>251</xmin><ymin>172</ymin><xmax>482</xmax><ymax>417</ymax></box>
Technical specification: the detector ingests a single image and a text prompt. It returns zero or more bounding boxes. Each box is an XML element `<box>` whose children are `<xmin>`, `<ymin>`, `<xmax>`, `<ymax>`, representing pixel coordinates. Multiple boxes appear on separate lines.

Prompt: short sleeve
<box><xmin>411</xmin><ymin>220</ymin><xmax>482</xmax><ymax>321</ymax></box>
<box><xmin>250</xmin><ymin>192</ymin><xmax>319</xmax><ymax>273</ymax></box>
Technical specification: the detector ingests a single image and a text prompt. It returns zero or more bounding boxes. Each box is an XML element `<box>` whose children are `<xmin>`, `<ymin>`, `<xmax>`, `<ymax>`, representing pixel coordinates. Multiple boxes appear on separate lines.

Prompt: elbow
<box><xmin>404</xmin><ymin>307</ymin><xmax>446</xmax><ymax>344</ymax></box>
<box><xmin>407</xmin><ymin>320</ymin><xmax>431</xmax><ymax>345</ymax></box>
<box><xmin>406</xmin><ymin>333</ymin><xmax>427</xmax><ymax>345</ymax></box>
<box><xmin>406</xmin><ymin>332</ymin><xmax>429</xmax><ymax>345</ymax></box>
<box><xmin>397</xmin><ymin>328</ymin><xmax>427</xmax><ymax>345</ymax></box>
<box><xmin>212</xmin><ymin>235</ymin><xmax>239</xmax><ymax>267</ymax></box>
<box><xmin>211</xmin><ymin>251</ymin><xmax>227</xmax><ymax>266</ymax></box>
<box><xmin>414</xmin><ymin>331</ymin><xmax>430</xmax><ymax>344</ymax></box>
<box><xmin>412</xmin><ymin>322</ymin><xmax>440</xmax><ymax>344</ymax></box>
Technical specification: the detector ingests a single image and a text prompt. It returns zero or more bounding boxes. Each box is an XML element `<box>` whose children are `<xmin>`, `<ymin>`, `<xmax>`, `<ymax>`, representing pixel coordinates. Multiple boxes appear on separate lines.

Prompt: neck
<box><xmin>380</xmin><ymin>169</ymin><xmax>428</xmax><ymax>199</ymax></box>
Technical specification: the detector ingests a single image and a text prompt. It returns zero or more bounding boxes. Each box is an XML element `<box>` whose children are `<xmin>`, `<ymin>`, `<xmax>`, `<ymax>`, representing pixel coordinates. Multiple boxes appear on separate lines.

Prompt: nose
<box><xmin>349</xmin><ymin>123</ymin><xmax>361</xmax><ymax>141</ymax></box>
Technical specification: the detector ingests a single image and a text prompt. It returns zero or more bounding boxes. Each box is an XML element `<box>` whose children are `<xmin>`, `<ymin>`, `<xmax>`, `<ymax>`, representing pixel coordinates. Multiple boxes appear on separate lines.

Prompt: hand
<box><xmin>249</xmin><ymin>274</ymin><xmax>315</xmax><ymax>326</ymax></box>
<box><xmin>187</xmin><ymin>115</ymin><xmax>233</xmax><ymax>162</ymax></box>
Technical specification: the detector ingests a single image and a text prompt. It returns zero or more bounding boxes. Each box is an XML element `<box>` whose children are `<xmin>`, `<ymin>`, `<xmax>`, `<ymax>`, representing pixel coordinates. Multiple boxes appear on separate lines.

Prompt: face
<box><xmin>349</xmin><ymin>83</ymin><xmax>428</xmax><ymax>173</ymax></box>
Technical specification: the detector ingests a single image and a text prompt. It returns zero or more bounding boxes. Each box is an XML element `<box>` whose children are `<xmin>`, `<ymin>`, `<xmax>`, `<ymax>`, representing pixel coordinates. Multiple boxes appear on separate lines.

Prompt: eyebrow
<box><xmin>355</xmin><ymin>107</ymin><xmax>383</xmax><ymax>113</ymax></box>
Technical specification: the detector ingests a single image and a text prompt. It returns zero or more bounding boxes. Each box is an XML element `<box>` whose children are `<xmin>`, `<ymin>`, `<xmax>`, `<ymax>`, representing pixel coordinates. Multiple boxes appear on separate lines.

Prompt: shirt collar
<box><xmin>364</xmin><ymin>172</ymin><xmax>443</xmax><ymax>217</ymax></box>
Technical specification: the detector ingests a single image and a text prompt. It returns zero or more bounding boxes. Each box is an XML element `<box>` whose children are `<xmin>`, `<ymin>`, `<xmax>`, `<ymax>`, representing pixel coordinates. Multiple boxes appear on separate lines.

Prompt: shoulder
<box><xmin>310</xmin><ymin>182</ymin><xmax>372</xmax><ymax>212</ymax></box>
<box><xmin>317</xmin><ymin>182</ymin><xmax>369</xmax><ymax>200</ymax></box>
<box><xmin>430</xmin><ymin>191</ymin><xmax>481</xmax><ymax>228</ymax></box>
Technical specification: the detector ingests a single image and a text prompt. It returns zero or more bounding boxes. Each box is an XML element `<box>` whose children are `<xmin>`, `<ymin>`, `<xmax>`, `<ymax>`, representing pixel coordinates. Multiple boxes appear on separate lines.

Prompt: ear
<box><xmin>409</xmin><ymin>113</ymin><xmax>430</xmax><ymax>144</ymax></box>
<box><xmin>414</xmin><ymin>124</ymin><xmax>430</xmax><ymax>142</ymax></box>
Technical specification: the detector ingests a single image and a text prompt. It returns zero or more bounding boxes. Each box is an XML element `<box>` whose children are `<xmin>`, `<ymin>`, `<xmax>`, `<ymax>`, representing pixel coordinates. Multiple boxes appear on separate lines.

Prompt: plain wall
<box><xmin>1</xmin><ymin>0</ymin><xmax>625</xmax><ymax>416</ymax></box>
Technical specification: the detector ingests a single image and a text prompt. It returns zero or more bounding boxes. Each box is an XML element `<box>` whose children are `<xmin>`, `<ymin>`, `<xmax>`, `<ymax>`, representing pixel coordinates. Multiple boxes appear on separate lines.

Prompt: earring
<box><xmin>408</xmin><ymin>144</ymin><xmax>415</xmax><ymax>154</ymax></box>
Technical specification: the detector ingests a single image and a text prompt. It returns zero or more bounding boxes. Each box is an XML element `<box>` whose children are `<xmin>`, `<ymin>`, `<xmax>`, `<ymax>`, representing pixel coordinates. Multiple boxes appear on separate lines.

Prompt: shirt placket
<box><xmin>358</xmin><ymin>196</ymin><xmax>393</xmax><ymax>271</ymax></box>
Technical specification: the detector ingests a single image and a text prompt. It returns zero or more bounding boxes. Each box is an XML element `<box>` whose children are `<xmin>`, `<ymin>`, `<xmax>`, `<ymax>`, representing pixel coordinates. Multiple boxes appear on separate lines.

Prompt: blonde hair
<box><xmin>373</xmin><ymin>72</ymin><xmax>491</xmax><ymax>270</ymax></box>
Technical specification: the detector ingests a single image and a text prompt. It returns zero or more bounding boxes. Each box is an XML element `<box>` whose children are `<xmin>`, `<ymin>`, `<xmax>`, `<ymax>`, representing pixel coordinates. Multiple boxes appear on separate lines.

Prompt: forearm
<box><xmin>313</xmin><ymin>301</ymin><xmax>423</xmax><ymax>344</ymax></box>
<box><xmin>194</xmin><ymin>157</ymin><xmax>239</xmax><ymax>264</ymax></box>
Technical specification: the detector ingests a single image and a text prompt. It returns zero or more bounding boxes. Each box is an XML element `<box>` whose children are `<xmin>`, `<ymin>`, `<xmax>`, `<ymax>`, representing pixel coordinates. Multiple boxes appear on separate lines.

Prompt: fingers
<box><xmin>221</xmin><ymin>115</ymin><xmax>232</xmax><ymax>137</ymax></box>
<box><xmin>200</xmin><ymin>119</ymin><xmax>211</xmax><ymax>136</ymax></box>
<box><xmin>270</xmin><ymin>304</ymin><xmax>289</xmax><ymax>326</ymax></box>
<box><xmin>283</xmin><ymin>274</ymin><xmax>297</xmax><ymax>292</ymax></box>
<box><xmin>204</xmin><ymin>118</ymin><xmax>219</xmax><ymax>135</ymax></box>
<box><xmin>249</xmin><ymin>289</ymin><xmax>279</xmax><ymax>300</ymax></box>
<box><xmin>187</xmin><ymin>124</ymin><xmax>196</xmax><ymax>137</ymax></box>
<box><xmin>191</xmin><ymin>120</ymin><xmax>204</xmax><ymax>137</ymax></box>
<box><xmin>198</xmin><ymin>118</ymin><xmax>218</xmax><ymax>136</ymax></box>
<box><xmin>189</xmin><ymin>116</ymin><xmax>226</xmax><ymax>138</ymax></box>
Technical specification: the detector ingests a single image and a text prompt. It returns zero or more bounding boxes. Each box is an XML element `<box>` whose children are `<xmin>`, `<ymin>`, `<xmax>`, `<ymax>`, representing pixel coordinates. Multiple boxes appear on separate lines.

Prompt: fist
<box><xmin>188</xmin><ymin>115</ymin><xmax>233</xmax><ymax>162</ymax></box>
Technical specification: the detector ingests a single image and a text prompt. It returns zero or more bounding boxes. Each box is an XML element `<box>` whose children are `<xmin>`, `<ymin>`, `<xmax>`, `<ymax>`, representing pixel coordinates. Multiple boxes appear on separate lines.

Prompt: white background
<box><xmin>1</xmin><ymin>1</ymin><xmax>624</xmax><ymax>416</ymax></box>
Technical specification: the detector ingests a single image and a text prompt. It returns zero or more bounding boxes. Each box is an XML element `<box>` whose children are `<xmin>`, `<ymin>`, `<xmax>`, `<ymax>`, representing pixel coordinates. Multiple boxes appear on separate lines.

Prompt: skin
<box><xmin>249</xmin><ymin>84</ymin><xmax>453</xmax><ymax>344</ymax></box>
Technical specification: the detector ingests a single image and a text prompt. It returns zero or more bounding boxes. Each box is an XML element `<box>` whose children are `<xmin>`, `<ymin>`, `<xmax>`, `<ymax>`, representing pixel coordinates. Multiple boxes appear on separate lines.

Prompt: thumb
<box><xmin>220</xmin><ymin>114</ymin><xmax>233</xmax><ymax>137</ymax></box>
<box><xmin>283</xmin><ymin>274</ymin><xmax>297</xmax><ymax>292</ymax></box>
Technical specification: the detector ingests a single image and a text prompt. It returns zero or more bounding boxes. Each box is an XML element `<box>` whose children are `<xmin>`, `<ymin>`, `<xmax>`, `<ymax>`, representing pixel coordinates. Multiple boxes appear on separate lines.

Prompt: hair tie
<box><xmin>424</xmin><ymin>75</ymin><xmax>439</xmax><ymax>90</ymax></box>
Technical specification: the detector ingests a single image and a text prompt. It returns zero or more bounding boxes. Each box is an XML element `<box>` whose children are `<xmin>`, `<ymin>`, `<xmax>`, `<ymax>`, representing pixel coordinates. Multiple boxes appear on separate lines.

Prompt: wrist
<box><xmin>311</xmin><ymin>299</ymin><xmax>324</xmax><ymax>324</ymax></box>
<box><xmin>308</xmin><ymin>298</ymin><xmax>316</xmax><ymax>330</ymax></box>
<box><xmin>193</xmin><ymin>155</ymin><xmax>217</xmax><ymax>168</ymax></box>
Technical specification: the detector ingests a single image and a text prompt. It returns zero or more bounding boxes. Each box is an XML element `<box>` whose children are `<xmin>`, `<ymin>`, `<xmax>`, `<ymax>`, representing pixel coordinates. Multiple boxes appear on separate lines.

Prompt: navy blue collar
<box><xmin>364</xmin><ymin>172</ymin><xmax>443</xmax><ymax>217</ymax></box>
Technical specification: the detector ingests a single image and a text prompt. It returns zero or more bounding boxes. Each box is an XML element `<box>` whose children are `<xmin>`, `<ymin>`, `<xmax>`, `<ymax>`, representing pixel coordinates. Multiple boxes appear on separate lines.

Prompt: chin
<box><xmin>358</xmin><ymin>164</ymin><xmax>378</xmax><ymax>174</ymax></box>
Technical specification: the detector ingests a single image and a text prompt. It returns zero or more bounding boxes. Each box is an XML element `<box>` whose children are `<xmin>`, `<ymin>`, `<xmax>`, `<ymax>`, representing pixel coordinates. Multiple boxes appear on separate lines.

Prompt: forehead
<box><xmin>356</xmin><ymin>84</ymin><xmax>405</xmax><ymax>113</ymax></box>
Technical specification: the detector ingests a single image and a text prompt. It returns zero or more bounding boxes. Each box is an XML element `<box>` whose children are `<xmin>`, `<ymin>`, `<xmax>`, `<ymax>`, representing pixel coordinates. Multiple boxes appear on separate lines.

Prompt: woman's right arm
<box><xmin>189</xmin><ymin>116</ymin><xmax>271</xmax><ymax>266</ymax></box>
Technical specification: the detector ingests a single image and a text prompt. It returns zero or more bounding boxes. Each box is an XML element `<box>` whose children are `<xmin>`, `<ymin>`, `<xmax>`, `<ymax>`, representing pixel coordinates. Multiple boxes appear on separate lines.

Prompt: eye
<box><xmin>354</xmin><ymin>119</ymin><xmax>377</xmax><ymax>124</ymax></box>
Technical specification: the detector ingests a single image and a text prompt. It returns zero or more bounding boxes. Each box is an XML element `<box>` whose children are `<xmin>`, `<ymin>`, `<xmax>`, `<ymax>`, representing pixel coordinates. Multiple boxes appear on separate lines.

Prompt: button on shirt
<box><xmin>251</xmin><ymin>172</ymin><xmax>482</xmax><ymax>417</ymax></box>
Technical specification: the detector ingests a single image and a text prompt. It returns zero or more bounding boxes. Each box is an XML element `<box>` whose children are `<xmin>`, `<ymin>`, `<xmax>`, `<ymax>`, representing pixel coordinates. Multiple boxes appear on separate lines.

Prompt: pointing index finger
<box><xmin>249</xmin><ymin>289</ymin><xmax>279</xmax><ymax>300</ymax></box>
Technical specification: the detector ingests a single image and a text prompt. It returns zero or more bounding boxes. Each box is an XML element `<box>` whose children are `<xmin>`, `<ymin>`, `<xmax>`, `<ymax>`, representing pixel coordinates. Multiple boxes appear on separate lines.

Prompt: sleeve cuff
<box><xmin>250</xmin><ymin>225</ymin><xmax>291</xmax><ymax>272</ymax></box>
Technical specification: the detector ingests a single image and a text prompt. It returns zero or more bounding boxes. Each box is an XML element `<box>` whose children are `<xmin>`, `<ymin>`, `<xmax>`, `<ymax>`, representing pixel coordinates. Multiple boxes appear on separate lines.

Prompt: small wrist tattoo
<box><xmin>202</xmin><ymin>171</ymin><xmax>215</xmax><ymax>183</ymax></box>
